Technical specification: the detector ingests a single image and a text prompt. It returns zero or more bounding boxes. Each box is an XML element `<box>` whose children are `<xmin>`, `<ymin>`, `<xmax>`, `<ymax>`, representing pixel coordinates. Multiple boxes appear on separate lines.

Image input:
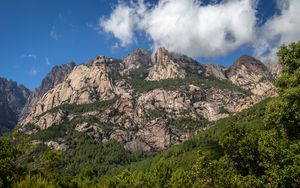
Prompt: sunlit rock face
<box><xmin>20</xmin><ymin>62</ymin><xmax>76</xmax><ymax>122</ymax></box>
<box><xmin>226</xmin><ymin>55</ymin><xmax>275</xmax><ymax>96</ymax></box>
<box><xmin>147</xmin><ymin>47</ymin><xmax>188</xmax><ymax>80</ymax></box>
<box><xmin>19</xmin><ymin>48</ymin><xmax>277</xmax><ymax>152</ymax></box>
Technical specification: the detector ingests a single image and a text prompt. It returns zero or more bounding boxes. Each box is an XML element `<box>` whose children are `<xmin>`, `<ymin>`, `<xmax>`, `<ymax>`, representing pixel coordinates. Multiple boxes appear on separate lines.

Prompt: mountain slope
<box><xmin>20</xmin><ymin>62</ymin><xmax>76</xmax><ymax>122</ymax></box>
<box><xmin>226</xmin><ymin>55</ymin><xmax>275</xmax><ymax>95</ymax></box>
<box><xmin>0</xmin><ymin>77</ymin><xmax>31</xmax><ymax>134</ymax></box>
<box><xmin>18</xmin><ymin>47</ymin><xmax>276</xmax><ymax>152</ymax></box>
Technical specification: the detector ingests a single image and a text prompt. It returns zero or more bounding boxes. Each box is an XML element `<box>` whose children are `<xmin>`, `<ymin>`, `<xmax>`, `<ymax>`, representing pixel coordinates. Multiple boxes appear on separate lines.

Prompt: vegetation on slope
<box><xmin>37</xmin><ymin>98</ymin><xmax>117</xmax><ymax>118</ymax></box>
<box><xmin>115</xmin><ymin>65</ymin><xmax>251</xmax><ymax>95</ymax></box>
<box><xmin>129</xmin><ymin>72</ymin><xmax>251</xmax><ymax>95</ymax></box>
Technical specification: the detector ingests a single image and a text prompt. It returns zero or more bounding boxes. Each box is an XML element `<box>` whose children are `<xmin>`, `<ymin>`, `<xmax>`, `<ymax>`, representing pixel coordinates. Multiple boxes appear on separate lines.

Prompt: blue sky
<box><xmin>0</xmin><ymin>0</ymin><xmax>298</xmax><ymax>90</ymax></box>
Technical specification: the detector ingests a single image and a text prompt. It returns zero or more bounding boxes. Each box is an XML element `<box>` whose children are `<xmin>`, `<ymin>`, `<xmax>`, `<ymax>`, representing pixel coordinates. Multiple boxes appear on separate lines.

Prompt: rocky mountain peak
<box><xmin>146</xmin><ymin>47</ymin><xmax>188</xmax><ymax>80</ymax></box>
<box><xmin>155</xmin><ymin>47</ymin><xmax>168</xmax><ymax>64</ymax></box>
<box><xmin>19</xmin><ymin>59</ymin><xmax>118</xmax><ymax>126</ymax></box>
<box><xmin>132</xmin><ymin>48</ymin><xmax>151</xmax><ymax>56</ymax></box>
<box><xmin>204</xmin><ymin>64</ymin><xmax>226</xmax><ymax>80</ymax></box>
<box><xmin>93</xmin><ymin>56</ymin><xmax>116</xmax><ymax>64</ymax></box>
<box><xmin>147</xmin><ymin>47</ymin><xmax>208</xmax><ymax>80</ymax></box>
<box><xmin>226</xmin><ymin>55</ymin><xmax>275</xmax><ymax>95</ymax></box>
<box><xmin>233</xmin><ymin>55</ymin><xmax>270</xmax><ymax>73</ymax></box>
<box><xmin>120</xmin><ymin>48</ymin><xmax>153</xmax><ymax>76</ymax></box>
<box><xmin>0</xmin><ymin>77</ymin><xmax>31</xmax><ymax>134</ymax></box>
<box><xmin>38</xmin><ymin>62</ymin><xmax>76</xmax><ymax>96</ymax></box>
<box><xmin>20</xmin><ymin>62</ymin><xmax>76</xmax><ymax>121</ymax></box>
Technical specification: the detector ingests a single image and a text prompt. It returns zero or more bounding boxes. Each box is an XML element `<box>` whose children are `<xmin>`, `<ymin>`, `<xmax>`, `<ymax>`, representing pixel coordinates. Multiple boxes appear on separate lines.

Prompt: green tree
<box><xmin>150</xmin><ymin>160</ymin><xmax>173</xmax><ymax>188</ymax></box>
<box><xmin>0</xmin><ymin>138</ymin><xmax>22</xmax><ymax>188</ymax></box>
<box><xmin>14</xmin><ymin>174</ymin><xmax>56</xmax><ymax>188</ymax></box>
<box><xmin>265</xmin><ymin>41</ymin><xmax>300</xmax><ymax>139</ymax></box>
<box><xmin>168</xmin><ymin>168</ymin><xmax>192</xmax><ymax>188</ymax></box>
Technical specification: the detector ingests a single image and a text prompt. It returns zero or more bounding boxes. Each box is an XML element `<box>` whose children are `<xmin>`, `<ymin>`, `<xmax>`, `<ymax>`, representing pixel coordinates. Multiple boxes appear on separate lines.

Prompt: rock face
<box><xmin>34</xmin><ymin>62</ymin><xmax>76</xmax><ymax>97</ymax></box>
<box><xmin>45</xmin><ymin>141</ymin><xmax>68</xmax><ymax>151</ymax></box>
<box><xmin>20</xmin><ymin>62</ymin><xmax>76</xmax><ymax>121</ymax></box>
<box><xmin>34</xmin><ymin>110</ymin><xmax>70</xmax><ymax>130</ymax></box>
<box><xmin>120</xmin><ymin>48</ymin><xmax>153</xmax><ymax>76</ymax></box>
<box><xmin>0</xmin><ymin>77</ymin><xmax>31</xmax><ymax>134</ymax></box>
<box><xmin>136</xmin><ymin>87</ymin><xmax>242</xmax><ymax>121</ymax></box>
<box><xmin>226</xmin><ymin>55</ymin><xmax>275</xmax><ymax>96</ymax></box>
<box><xmin>19</xmin><ymin>48</ymin><xmax>277</xmax><ymax>152</ymax></box>
<box><xmin>147</xmin><ymin>47</ymin><xmax>188</xmax><ymax>80</ymax></box>
<box><xmin>20</xmin><ymin>60</ymin><xmax>116</xmax><ymax>126</ymax></box>
<box><xmin>204</xmin><ymin>64</ymin><xmax>226</xmax><ymax>80</ymax></box>
<box><xmin>265</xmin><ymin>61</ymin><xmax>282</xmax><ymax>78</ymax></box>
<box><xmin>233</xmin><ymin>88</ymin><xmax>277</xmax><ymax>112</ymax></box>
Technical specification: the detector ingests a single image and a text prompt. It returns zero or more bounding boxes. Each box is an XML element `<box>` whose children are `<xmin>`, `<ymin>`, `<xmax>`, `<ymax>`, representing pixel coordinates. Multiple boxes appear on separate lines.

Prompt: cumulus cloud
<box><xmin>142</xmin><ymin>0</ymin><xmax>257</xmax><ymax>57</ymax></box>
<box><xmin>100</xmin><ymin>0</ymin><xmax>257</xmax><ymax>57</ymax></box>
<box><xmin>254</xmin><ymin>0</ymin><xmax>300</xmax><ymax>60</ymax></box>
<box><xmin>100</xmin><ymin>0</ymin><xmax>300</xmax><ymax>59</ymax></box>
<box><xmin>100</xmin><ymin>2</ymin><xmax>138</xmax><ymax>46</ymax></box>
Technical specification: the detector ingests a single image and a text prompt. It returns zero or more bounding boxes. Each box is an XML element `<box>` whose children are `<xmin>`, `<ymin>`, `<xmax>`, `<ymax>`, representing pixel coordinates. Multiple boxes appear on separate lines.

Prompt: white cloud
<box><xmin>100</xmin><ymin>0</ymin><xmax>257</xmax><ymax>57</ymax></box>
<box><xmin>21</xmin><ymin>54</ymin><xmax>37</xmax><ymax>61</ymax></box>
<box><xmin>100</xmin><ymin>0</ymin><xmax>300</xmax><ymax>59</ymax></box>
<box><xmin>144</xmin><ymin>0</ymin><xmax>257</xmax><ymax>57</ymax></box>
<box><xmin>100</xmin><ymin>3</ymin><xmax>136</xmax><ymax>46</ymax></box>
<box><xmin>50</xmin><ymin>25</ymin><xmax>62</xmax><ymax>40</ymax></box>
<box><xmin>254</xmin><ymin>0</ymin><xmax>300</xmax><ymax>60</ymax></box>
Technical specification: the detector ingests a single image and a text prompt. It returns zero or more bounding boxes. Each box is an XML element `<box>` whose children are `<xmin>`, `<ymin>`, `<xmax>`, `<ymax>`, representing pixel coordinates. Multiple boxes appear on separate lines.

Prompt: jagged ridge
<box><xmin>18</xmin><ymin>47</ymin><xmax>277</xmax><ymax>152</ymax></box>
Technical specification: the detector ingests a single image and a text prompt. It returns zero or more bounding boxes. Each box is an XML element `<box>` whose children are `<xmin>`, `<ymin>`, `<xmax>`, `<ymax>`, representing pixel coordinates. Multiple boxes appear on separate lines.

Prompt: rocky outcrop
<box><xmin>226</xmin><ymin>55</ymin><xmax>275</xmax><ymax>95</ymax></box>
<box><xmin>136</xmin><ymin>87</ymin><xmax>243</xmax><ymax>121</ymax></box>
<box><xmin>20</xmin><ymin>62</ymin><xmax>75</xmax><ymax>122</ymax></box>
<box><xmin>233</xmin><ymin>87</ymin><xmax>277</xmax><ymax>112</ymax></box>
<box><xmin>124</xmin><ymin>140</ymin><xmax>152</xmax><ymax>152</ymax></box>
<box><xmin>20</xmin><ymin>61</ymin><xmax>116</xmax><ymax>126</ymax></box>
<box><xmin>34</xmin><ymin>62</ymin><xmax>76</xmax><ymax>97</ymax></box>
<box><xmin>120</xmin><ymin>48</ymin><xmax>153</xmax><ymax>76</ymax></box>
<box><xmin>204</xmin><ymin>64</ymin><xmax>226</xmax><ymax>80</ymax></box>
<box><xmin>0</xmin><ymin>77</ymin><xmax>31</xmax><ymax>134</ymax></box>
<box><xmin>147</xmin><ymin>47</ymin><xmax>188</xmax><ymax>80</ymax></box>
<box><xmin>45</xmin><ymin>141</ymin><xmax>68</xmax><ymax>151</ymax></box>
<box><xmin>265</xmin><ymin>61</ymin><xmax>282</xmax><ymax>78</ymax></box>
<box><xmin>35</xmin><ymin>110</ymin><xmax>70</xmax><ymax>130</ymax></box>
<box><xmin>75</xmin><ymin>122</ymin><xmax>103</xmax><ymax>139</ymax></box>
<box><xmin>136</xmin><ymin>119</ymin><xmax>177</xmax><ymax>150</ymax></box>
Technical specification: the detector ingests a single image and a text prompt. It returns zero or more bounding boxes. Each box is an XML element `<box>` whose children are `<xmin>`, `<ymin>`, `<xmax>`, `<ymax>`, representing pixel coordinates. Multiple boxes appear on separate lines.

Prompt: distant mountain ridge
<box><xmin>0</xmin><ymin>77</ymin><xmax>31</xmax><ymax>134</ymax></box>
<box><xmin>17</xmin><ymin>47</ymin><xmax>277</xmax><ymax>152</ymax></box>
<box><xmin>20</xmin><ymin>62</ymin><xmax>76</xmax><ymax>122</ymax></box>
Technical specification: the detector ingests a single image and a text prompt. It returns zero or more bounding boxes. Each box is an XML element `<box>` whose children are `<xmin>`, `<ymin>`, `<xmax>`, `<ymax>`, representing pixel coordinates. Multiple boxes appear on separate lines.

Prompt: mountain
<box><xmin>147</xmin><ymin>47</ymin><xmax>204</xmax><ymax>80</ymax></box>
<box><xmin>265</xmin><ymin>60</ymin><xmax>283</xmax><ymax>78</ymax></box>
<box><xmin>226</xmin><ymin>55</ymin><xmax>275</xmax><ymax>95</ymax></box>
<box><xmin>120</xmin><ymin>48</ymin><xmax>153</xmax><ymax>76</ymax></box>
<box><xmin>0</xmin><ymin>77</ymin><xmax>31</xmax><ymax>134</ymax></box>
<box><xmin>18</xmin><ymin>47</ymin><xmax>276</xmax><ymax>152</ymax></box>
<box><xmin>20</xmin><ymin>62</ymin><xmax>76</xmax><ymax>122</ymax></box>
